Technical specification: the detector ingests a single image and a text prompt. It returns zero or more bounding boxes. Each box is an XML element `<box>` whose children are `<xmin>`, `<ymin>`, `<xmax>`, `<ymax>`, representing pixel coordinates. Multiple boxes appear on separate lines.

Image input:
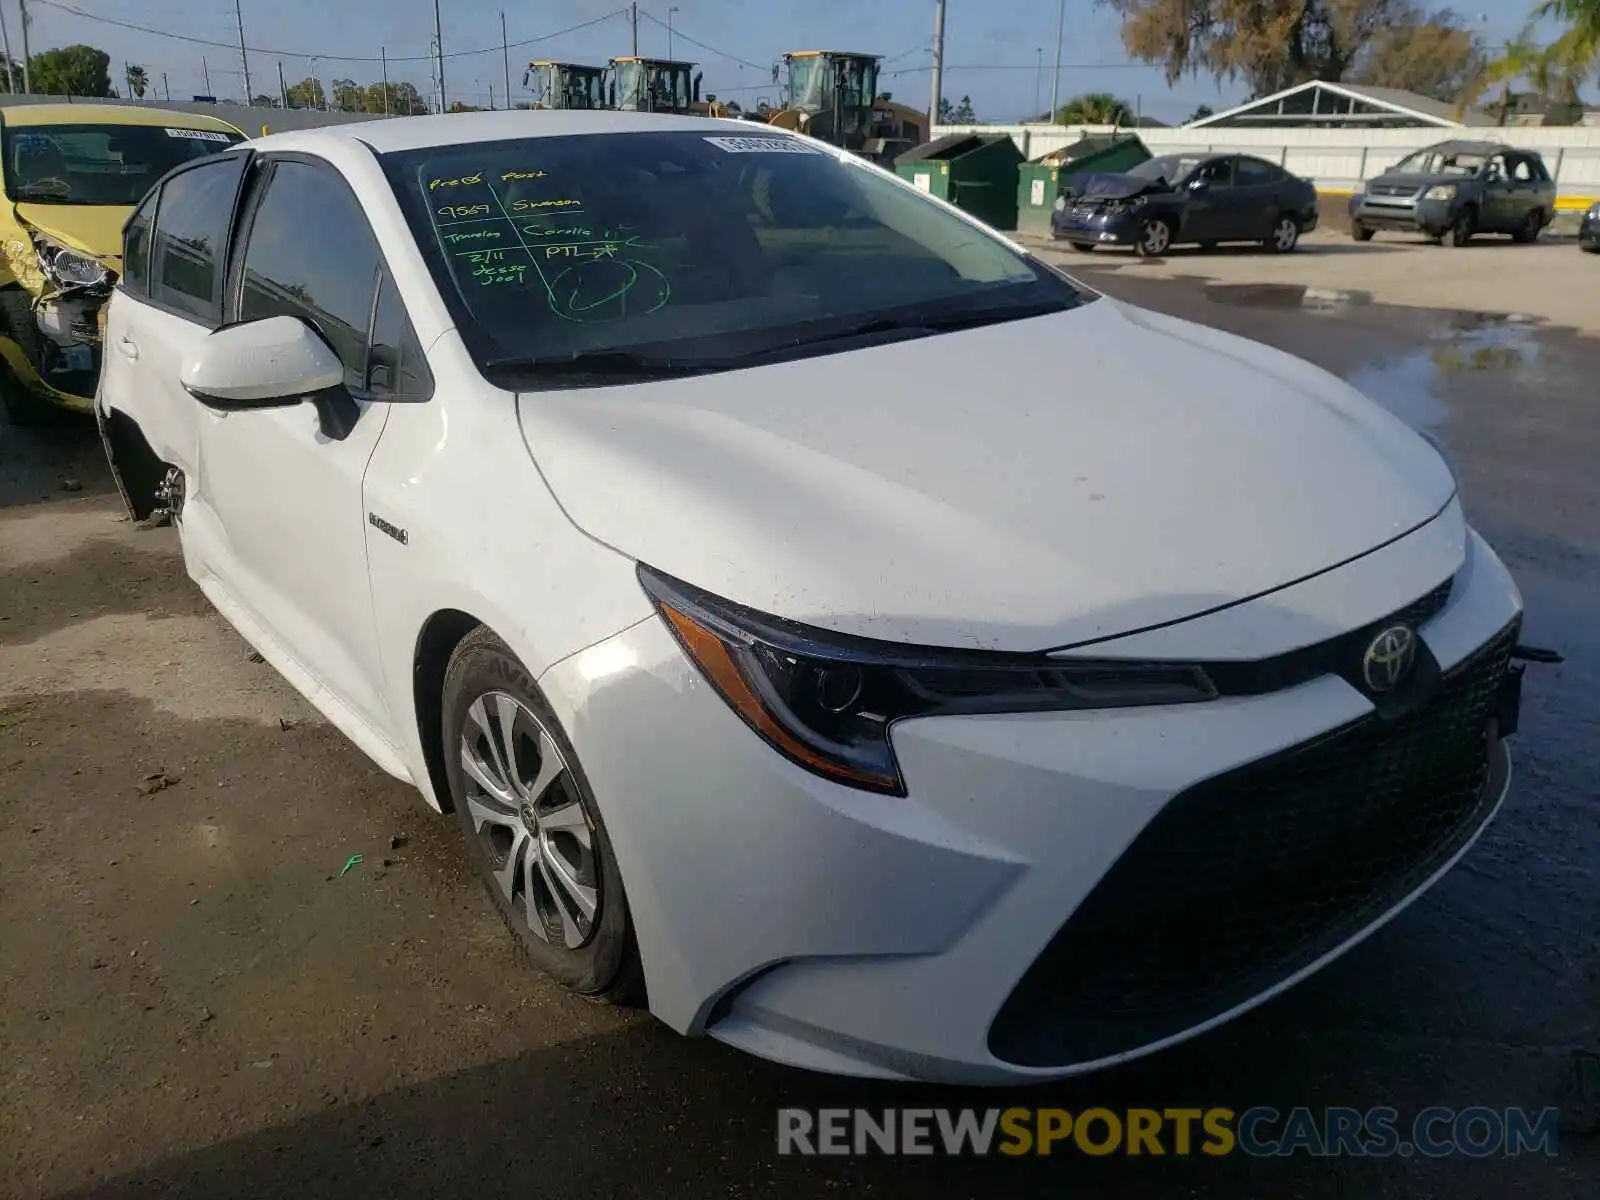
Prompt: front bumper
<box><xmin>539</xmin><ymin>521</ymin><xmax>1523</xmax><ymax>1084</ymax></box>
<box><xmin>1050</xmin><ymin>205</ymin><xmax>1144</xmax><ymax>245</ymax></box>
<box><xmin>1580</xmin><ymin>214</ymin><xmax>1600</xmax><ymax>249</ymax></box>
<box><xmin>1350</xmin><ymin>193</ymin><xmax>1456</xmax><ymax>235</ymax></box>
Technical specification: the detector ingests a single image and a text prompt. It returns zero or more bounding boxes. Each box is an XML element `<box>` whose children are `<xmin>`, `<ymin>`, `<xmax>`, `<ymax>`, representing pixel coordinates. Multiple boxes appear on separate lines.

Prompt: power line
<box><xmin>28</xmin><ymin>0</ymin><xmax>629</xmax><ymax>64</ymax></box>
<box><xmin>635</xmin><ymin>8</ymin><xmax>765</xmax><ymax>71</ymax></box>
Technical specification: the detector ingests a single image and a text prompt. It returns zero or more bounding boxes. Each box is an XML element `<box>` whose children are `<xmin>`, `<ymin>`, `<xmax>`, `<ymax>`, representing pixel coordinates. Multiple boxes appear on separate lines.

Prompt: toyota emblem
<box><xmin>1361</xmin><ymin>623</ymin><xmax>1418</xmax><ymax>693</ymax></box>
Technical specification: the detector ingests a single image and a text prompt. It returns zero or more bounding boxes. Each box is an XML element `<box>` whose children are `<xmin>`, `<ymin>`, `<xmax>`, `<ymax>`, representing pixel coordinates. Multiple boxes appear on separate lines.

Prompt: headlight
<box><xmin>1053</xmin><ymin>194</ymin><xmax>1066</xmax><ymax>212</ymax></box>
<box><xmin>33</xmin><ymin>235</ymin><xmax>113</xmax><ymax>290</ymax></box>
<box><xmin>1424</xmin><ymin>185</ymin><xmax>1456</xmax><ymax>201</ymax></box>
<box><xmin>639</xmin><ymin>565</ymin><xmax>1217</xmax><ymax>795</ymax></box>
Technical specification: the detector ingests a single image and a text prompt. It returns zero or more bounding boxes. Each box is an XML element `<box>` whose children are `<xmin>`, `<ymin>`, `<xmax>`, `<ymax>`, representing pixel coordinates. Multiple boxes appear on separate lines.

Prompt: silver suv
<box><xmin>1348</xmin><ymin>140</ymin><xmax>1556</xmax><ymax>247</ymax></box>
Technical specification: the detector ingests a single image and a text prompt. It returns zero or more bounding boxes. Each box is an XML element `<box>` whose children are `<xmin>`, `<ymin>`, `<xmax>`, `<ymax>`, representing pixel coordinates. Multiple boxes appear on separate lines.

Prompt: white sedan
<box><xmin>97</xmin><ymin>111</ymin><xmax>1525</xmax><ymax>1084</ymax></box>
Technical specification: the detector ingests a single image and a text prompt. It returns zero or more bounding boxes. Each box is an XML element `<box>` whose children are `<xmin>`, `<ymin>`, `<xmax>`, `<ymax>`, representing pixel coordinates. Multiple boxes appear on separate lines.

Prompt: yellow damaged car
<box><xmin>0</xmin><ymin>103</ymin><xmax>244</xmax><ymax>424</ymax></box>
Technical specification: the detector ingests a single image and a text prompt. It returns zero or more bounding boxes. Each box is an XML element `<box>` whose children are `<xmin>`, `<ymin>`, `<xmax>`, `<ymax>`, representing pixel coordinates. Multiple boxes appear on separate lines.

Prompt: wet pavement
<box><xmin>2</xmin><ymin>272</ymin><xmax>1597</xmax><ymax>1198</ymax></box>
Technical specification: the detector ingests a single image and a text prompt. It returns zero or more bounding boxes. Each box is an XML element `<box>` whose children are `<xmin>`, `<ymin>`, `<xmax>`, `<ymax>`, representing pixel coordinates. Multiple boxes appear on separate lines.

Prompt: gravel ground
<box><xmin>2</xmin><ymin>239</ymin><xmax>1597</xmax><ymax>1198</ymax></box>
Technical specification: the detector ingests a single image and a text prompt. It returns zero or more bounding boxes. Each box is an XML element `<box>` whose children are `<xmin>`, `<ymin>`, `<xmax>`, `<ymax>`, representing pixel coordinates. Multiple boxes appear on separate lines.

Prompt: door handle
<box><xmin>115</xmin><ymin>336</ymin><xmax>139</xmax><ymax>361</ymax></box>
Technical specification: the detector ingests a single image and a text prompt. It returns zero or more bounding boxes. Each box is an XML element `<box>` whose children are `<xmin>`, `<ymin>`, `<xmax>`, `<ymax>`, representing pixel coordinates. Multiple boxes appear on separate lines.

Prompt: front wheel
<box><xmin>1351</xmin><ymin>221</ymin><xmax>1374</xmax><ymax>243</ymax></box>
<box><xmin>1443</xmin><ymin>209</ymin><xmax>1475</xmax><ymax>248</ymax></box>
<box><xmin>1134</xmin><ymin>217</ymin><xmax>1173</xmax><ymax>258</ymax></box>
<box><xmin>443</xmin><ymin>627</ymin><xmax>643</xmax><ymax>1004</ymax></box>
<box><xmin>1267</xmin><ymin>215</ymin><xmax>1300</xmax><ymax>253</ymax></box>
<box><xmin>1513</xmin><ymin>208</ymin><xmax>1543</xmax><ymax>244</ymax></box>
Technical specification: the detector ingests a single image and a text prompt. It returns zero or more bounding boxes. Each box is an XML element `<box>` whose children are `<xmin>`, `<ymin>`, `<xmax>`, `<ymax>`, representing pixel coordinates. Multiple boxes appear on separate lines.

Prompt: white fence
<box><xmin>934</xmin><ymin>123</ymin><xmax>1600</xmax><ymax>209</ymax></box>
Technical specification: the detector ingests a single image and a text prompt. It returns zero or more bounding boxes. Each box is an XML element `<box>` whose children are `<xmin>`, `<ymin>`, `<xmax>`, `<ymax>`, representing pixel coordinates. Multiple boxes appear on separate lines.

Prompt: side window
<box><xmin>1484</xmin><ymin>156</ymin><xmax>1507</xmax><ymax>183</ymax></box>
<box><xmin>1197</xmin><ymin>158</ymin><xmax>1234</xmax><ymax>188</ymax></box>
<box><xmin>150</xmin><ymin>153</ymin><xmax>248</xmax><ymax>323</ymax></box>
<box><xmin>1235</xmin><ymin>158</ymin><xmax>1277</xmax><ymax>186</ymax></box>
<box><xmin>367</xmin><ymin>273</ymin><xmax>433</xmax><ymax>400</ymax></box>
<box><xmin>1509</xmin><ymin>155</ymin><xmax>1537</xmax><ymax>183</ymax></box>
<box><xmin>235</xmin><ymin>159</ymin><xmax>382</xmax><ymax>391</ymax></box>
<box><xmin>122</xmin><ymin>187</ymin><xmax>158</xmax><ymax>297</ymax></box>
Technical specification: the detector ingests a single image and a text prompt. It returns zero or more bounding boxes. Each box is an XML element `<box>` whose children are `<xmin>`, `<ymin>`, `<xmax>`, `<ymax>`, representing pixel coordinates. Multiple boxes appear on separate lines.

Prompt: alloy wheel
<box><xmin>458</xmin><ymin>691</ymin><xmax>601</xmax><ymax>949</ymax></box>
<box><xmin>1139</xmin><ymin>219</ymin><xmax>1171</xmax><ymax>256</ymax></box>
<box><xmin>1272</xmin><ymin>216</ymin><xmax>1299</xmax><ymax>252</ymax></box>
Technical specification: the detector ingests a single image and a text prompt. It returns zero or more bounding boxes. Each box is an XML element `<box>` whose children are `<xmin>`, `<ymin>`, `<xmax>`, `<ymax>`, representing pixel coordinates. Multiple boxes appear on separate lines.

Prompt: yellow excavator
<box><xmin>608</xmin><ymin>57</ymin><xmax>703</xmax><ymax>114</ymax></box>
<box><xmin>757</xmin><ymin>51</ymin><xmax>927</xmax><ymax>165</ymax></box>
<box><xmin>521</xmin><ymin>61</ymin><xmax>608</xmax><ymax>110</ymax></box>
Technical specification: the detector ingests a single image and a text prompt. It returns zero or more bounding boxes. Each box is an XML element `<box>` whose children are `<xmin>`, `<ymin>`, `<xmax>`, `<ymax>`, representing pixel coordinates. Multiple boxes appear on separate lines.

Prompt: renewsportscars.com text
<box><xmin>776</xmin><ymin>1106</ymin><xmax>1561</xmax><ymax>1158</ymax></box>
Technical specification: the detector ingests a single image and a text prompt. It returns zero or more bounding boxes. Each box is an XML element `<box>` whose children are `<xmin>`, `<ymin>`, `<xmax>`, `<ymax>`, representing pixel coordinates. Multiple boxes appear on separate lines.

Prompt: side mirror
<box><xmin>181</xmin><ymin>315</ymin><xmax>360</xmax><ymax>440</ymax></box>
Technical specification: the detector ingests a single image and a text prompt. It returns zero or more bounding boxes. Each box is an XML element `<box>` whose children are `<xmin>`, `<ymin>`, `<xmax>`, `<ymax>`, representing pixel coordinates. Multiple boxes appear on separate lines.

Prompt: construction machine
<box><xmin>761</xmin><ymin>51</ymin><xmax>927</xmax><ymax>165</ymax></box>
<box><xmin>521</xmin><ymin>61</ymin><xmax>608</xmax><ymax>110</ymax></box>
<box><xmin>609</xmin><ymin>57</ymin><xmax>702</xmax><ymax>114</ymax></box>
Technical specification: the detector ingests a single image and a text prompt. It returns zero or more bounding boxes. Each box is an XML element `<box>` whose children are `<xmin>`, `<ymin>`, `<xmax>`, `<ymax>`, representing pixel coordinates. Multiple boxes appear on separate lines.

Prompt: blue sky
<box><xmin>22</xmin><ymin>0</ymin><xmax>1550</xmax><ymax>125</ymax></box>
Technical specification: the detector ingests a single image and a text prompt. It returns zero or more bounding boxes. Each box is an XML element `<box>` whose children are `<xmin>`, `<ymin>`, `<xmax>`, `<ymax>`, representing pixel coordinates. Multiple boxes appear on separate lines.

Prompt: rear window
<box><xmin>3</xmin><ymin>122</ymin><xmax>243</xmax><ymax>206</ymax></box>
<box><xmin>381</xmin><ymin>130</ymin><xmax>1088</xmax><ymax>381</ymax></box>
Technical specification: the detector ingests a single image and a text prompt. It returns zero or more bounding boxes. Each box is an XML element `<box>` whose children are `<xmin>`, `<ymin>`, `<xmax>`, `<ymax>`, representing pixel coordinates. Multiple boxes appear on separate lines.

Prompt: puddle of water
<box><xmin>1205</xmin><ymin>283</ymin><xmax>1373</xmax><ymax>312</ymax></box>
<box><xmin>1345</xmin><ymin>322</ymin><xmax>1539</xmax><ymax>433</ymax></box>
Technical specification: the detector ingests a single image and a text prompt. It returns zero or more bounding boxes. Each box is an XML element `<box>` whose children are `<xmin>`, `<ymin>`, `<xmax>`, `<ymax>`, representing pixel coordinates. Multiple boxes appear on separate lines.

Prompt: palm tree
<box><xmin>125</xmin><ymin>64</ymin><xmax>149</xmax><ymax>100</ymax></box>
<box><xmin>1465</xmin><ymin>5</ymin><xmax>1598</xmax><ymax>124</ymax></box>
<box><xmin>1053</xmin><ymin>92</ymin><xmax>1133</xmax><ymax>126</ymax></box>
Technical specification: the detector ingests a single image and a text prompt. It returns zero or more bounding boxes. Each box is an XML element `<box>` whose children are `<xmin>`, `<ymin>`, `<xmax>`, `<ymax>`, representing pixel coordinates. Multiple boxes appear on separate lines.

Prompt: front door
<box><xmin>1183</xmin><ymin>158</ymin><xmax>1240</xmax><ymax>241</ymax></box>
<box><xmin>1479</xmin><ymin>155</ymin><xmax>1519</xmax><ymax>233</ymax></box>
<box><xmin>195</xmin><ymin>157</ymin><xmax>396</xmax><ymax>736</ymax></box>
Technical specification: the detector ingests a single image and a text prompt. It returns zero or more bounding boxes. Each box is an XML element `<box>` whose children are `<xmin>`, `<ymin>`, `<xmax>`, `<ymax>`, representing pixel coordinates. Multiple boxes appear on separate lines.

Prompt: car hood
<box><xmin>1367</xmin><ymin>172</ymin><xmax>1462</xmax><ymax>193</ymax></box>
<box><xmin>1063</xmin><ymin>172</ymin><xmax>1171</xmax><ymax>201</ymax></box>
<box><xmin>516</xmin><ymin>297</ymin><xmax>1455</xmax><ymax>651</ymax></box>
<box><xmin>13</xmin><ymin>202</ymin><xmax>127</xmax><ymax>268</ymax></box>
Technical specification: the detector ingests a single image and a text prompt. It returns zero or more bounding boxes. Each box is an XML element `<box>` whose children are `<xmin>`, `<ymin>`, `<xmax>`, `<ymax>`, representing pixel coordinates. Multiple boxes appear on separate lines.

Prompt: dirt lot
<box><xmin>3</xmin><ymin>236</ymin><xmax>1598</xmax><ymax>1199</ymax></box>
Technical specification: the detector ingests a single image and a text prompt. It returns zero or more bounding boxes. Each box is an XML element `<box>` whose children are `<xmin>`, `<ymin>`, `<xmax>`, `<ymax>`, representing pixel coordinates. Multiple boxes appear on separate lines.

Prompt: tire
<box><xmin>1069</xmin><ymin>242</ymin><xmax>1095</xmax><ymax>254</ymax></box>
<box><xmin>1133</xmin><ymin>217</ymin><xmax>1173</xmax><ymax>258</ymax></box>
<box><xmin>1351</xmin><ymin>222</ymin><xmax>1374</xmax><ymax>243</ymax></box>
<box><xmin>442</xmin><ymin>627</ymin><xmax>644</xmax><ymax>1004</ymax></box>
<box><xmin>1443</xmin><ymin>209</ymin><xmax>1475</xmax><ymax>248</ymax></box>
<box><xmin>0</xmin><ymin>288</ymin><xmax>59</xmax><ymax>427</ymax></box>
<box><xmin>1266</xmin><ymin>214</ymin><xmax>1300</xmax><ymax>253</ymax></box>
<box><xmin>1513</xmin><ymin>209</ymin><xmax>1543</xmax><ymax>244</ymax></box>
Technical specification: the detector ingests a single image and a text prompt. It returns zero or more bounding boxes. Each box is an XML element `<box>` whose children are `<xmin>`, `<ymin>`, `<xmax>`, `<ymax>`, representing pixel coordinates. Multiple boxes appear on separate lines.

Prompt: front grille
<box><xmin>1368</xmin><ymin>184</ymin><xmax>1416</xmax><ymax>198</ymax></box>
<box><xmin>1203</xmin><ymin>577</ymin><xmax>1452</xmax><ymax>697</ymax></box>
<box><xmin>989</xmin><ymin>618</ymin><xmax>1519</xmax><ymax>1067</ymax></box>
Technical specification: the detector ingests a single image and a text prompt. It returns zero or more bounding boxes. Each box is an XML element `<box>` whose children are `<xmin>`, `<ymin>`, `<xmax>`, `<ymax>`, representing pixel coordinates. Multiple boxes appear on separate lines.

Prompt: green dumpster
<box><xmin>1015</xmin><ymin>134</ymin><xmax>1152</xmax><ymax>237</ymax></box>
<box><xmin>895</xmin><ymin>133</ymin><xmax>1025</xmax><ymax>231</ymax></box>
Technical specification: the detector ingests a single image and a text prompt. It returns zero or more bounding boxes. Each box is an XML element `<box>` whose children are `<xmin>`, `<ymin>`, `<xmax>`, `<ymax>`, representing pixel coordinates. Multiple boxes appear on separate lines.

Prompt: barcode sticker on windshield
<box><xmin>165</xmin><ymin>128</ymin><xmax>233</xmax><ymax>142</ymax></box>
<box><xmin>703</xmin><ymin>136</ymin><xmax>821</xmax><ymax>155</ymax></box>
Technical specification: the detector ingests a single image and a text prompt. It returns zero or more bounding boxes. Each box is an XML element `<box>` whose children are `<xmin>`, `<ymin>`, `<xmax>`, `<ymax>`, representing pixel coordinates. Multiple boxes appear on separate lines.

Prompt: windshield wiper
<box><xmin>778</xmin><ymin>299</ymin><xmax>1071</xmax><ymax>352</ymax></box>
<box><xmin>483</xmin><ymin>349</ymin><xmax>712</xmax><ymax>382</ymax></box>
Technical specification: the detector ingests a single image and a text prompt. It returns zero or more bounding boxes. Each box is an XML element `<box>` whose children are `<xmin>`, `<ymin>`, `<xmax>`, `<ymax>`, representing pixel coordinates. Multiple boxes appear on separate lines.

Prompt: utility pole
<box><xmin>381</xmin><ymin>47</ymin><xmax>390</xmax><ymax>115</ymax></box>
<box><xmin>489</xmin><ymin>82</ymin><xmax>495</xmax><ymax>109</ymax></box>
<box><xmin>929</xmin><ymin>0</ymin><xmax>946</xmax><ymax>127</ymax></box>
<box><xmin>432</xmin><ymin>0</ymin><xmax>446</xmax><ymax>111</ymax></box>
<box><xmin>668</xmin><ymin>6</ymin><xmax>678</xmax><ymax>58</ymax></box>
<box><xmin>202</xmin><ymin>56</ymin><xmax>211</xmax><ymax>97</ymax></box>
<box><xmin>162</xmin><ymin>71</ymin><xmax>170</xmax><ymax>101</ymax></box>
<box><xmin>630</xmin><ymin>2</ymin><xmax>638</xmax><ymax>56</ymax></box>
<box><xmin>500</xmin><ymin>12</ymin><xmax>511</xmax><ymax>107</ymax></box>
<box><xmin>0</xmin><ymin>3</ymin><xmax>15</xmax><ymax>94</ymax></box>
<box><xmin>1050</xmin><ymin>0</ymin><xmax>1065</xmax><ymax>124</ymax></box>
<box><xmin>234</xmin><ymin>0</ymin><xmax>252</xmax><ymax>101</ymax></box>
<box><xmin>1034</xmin><ymin>47</ymin><xmax>1042</xmax><ymax>121</ymax></box>
<box><xmin>277</xmin><ymin>59</ymin><xmax>287</xmax><ymax>108</ymax></box>
<box><xmin>18</xmin><ymin>0</ymin><xmax>31</xmax><ymax>94</ymax></box>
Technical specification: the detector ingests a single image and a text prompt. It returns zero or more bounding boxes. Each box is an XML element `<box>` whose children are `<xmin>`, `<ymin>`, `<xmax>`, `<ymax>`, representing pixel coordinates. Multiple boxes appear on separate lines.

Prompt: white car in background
<box><xmin>97</xmin><ymin>112</ymin><xmax>1526</xmax><ymax>1084</ymax></box>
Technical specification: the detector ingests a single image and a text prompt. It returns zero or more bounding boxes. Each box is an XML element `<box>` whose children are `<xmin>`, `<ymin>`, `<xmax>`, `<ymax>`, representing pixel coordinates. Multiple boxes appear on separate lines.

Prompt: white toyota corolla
<box><xmin>96</xmin><ymin>112</ymin><xmax>1525</xmax><ymax>1084</ymax></box>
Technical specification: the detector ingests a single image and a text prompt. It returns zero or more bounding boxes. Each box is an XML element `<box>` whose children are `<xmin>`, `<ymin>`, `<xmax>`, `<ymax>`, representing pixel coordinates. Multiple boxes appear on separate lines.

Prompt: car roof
<box><xmin>0</xmin><ymin>102</ymin><xmax>244</xmax><ymax>135</ymax></box>
<box><xmin>1418</xmin><ymin>139</ymin><xmax>1515</xmax><ymax>156</ymax></box>
<box><xmin>250</xmin><ymin>109</ymin><xmax>781</xmax><ymax>156</ymax></box>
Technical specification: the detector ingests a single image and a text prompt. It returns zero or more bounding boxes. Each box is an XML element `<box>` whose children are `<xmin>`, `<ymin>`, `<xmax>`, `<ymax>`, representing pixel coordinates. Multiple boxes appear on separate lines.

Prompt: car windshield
<box><xmin>382</xmin><ymin>130</ymin><xmax>1090</xmax><ymax>384</ymax></box>
<box><xmin>1126</xmin><ymin>155</ymin><xmax>1202</xmax><ymax>186</ymax></box>
<box><xmin>3</xmin><ymin>122</ymin><xmax>243</xmax><ymax>205</ymax></box>
<box><xmin>1394</xmin><ymin>149</ymin><xmax>1487</xmax><ymax>177</ymax></box>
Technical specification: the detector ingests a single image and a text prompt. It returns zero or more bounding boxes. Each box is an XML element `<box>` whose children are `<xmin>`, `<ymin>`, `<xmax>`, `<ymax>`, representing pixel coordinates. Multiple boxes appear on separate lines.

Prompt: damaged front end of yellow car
<box><xmin>0</xmin><ymin>216</ymin><xmax>119</xmax><ymax>424</ymax></box>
